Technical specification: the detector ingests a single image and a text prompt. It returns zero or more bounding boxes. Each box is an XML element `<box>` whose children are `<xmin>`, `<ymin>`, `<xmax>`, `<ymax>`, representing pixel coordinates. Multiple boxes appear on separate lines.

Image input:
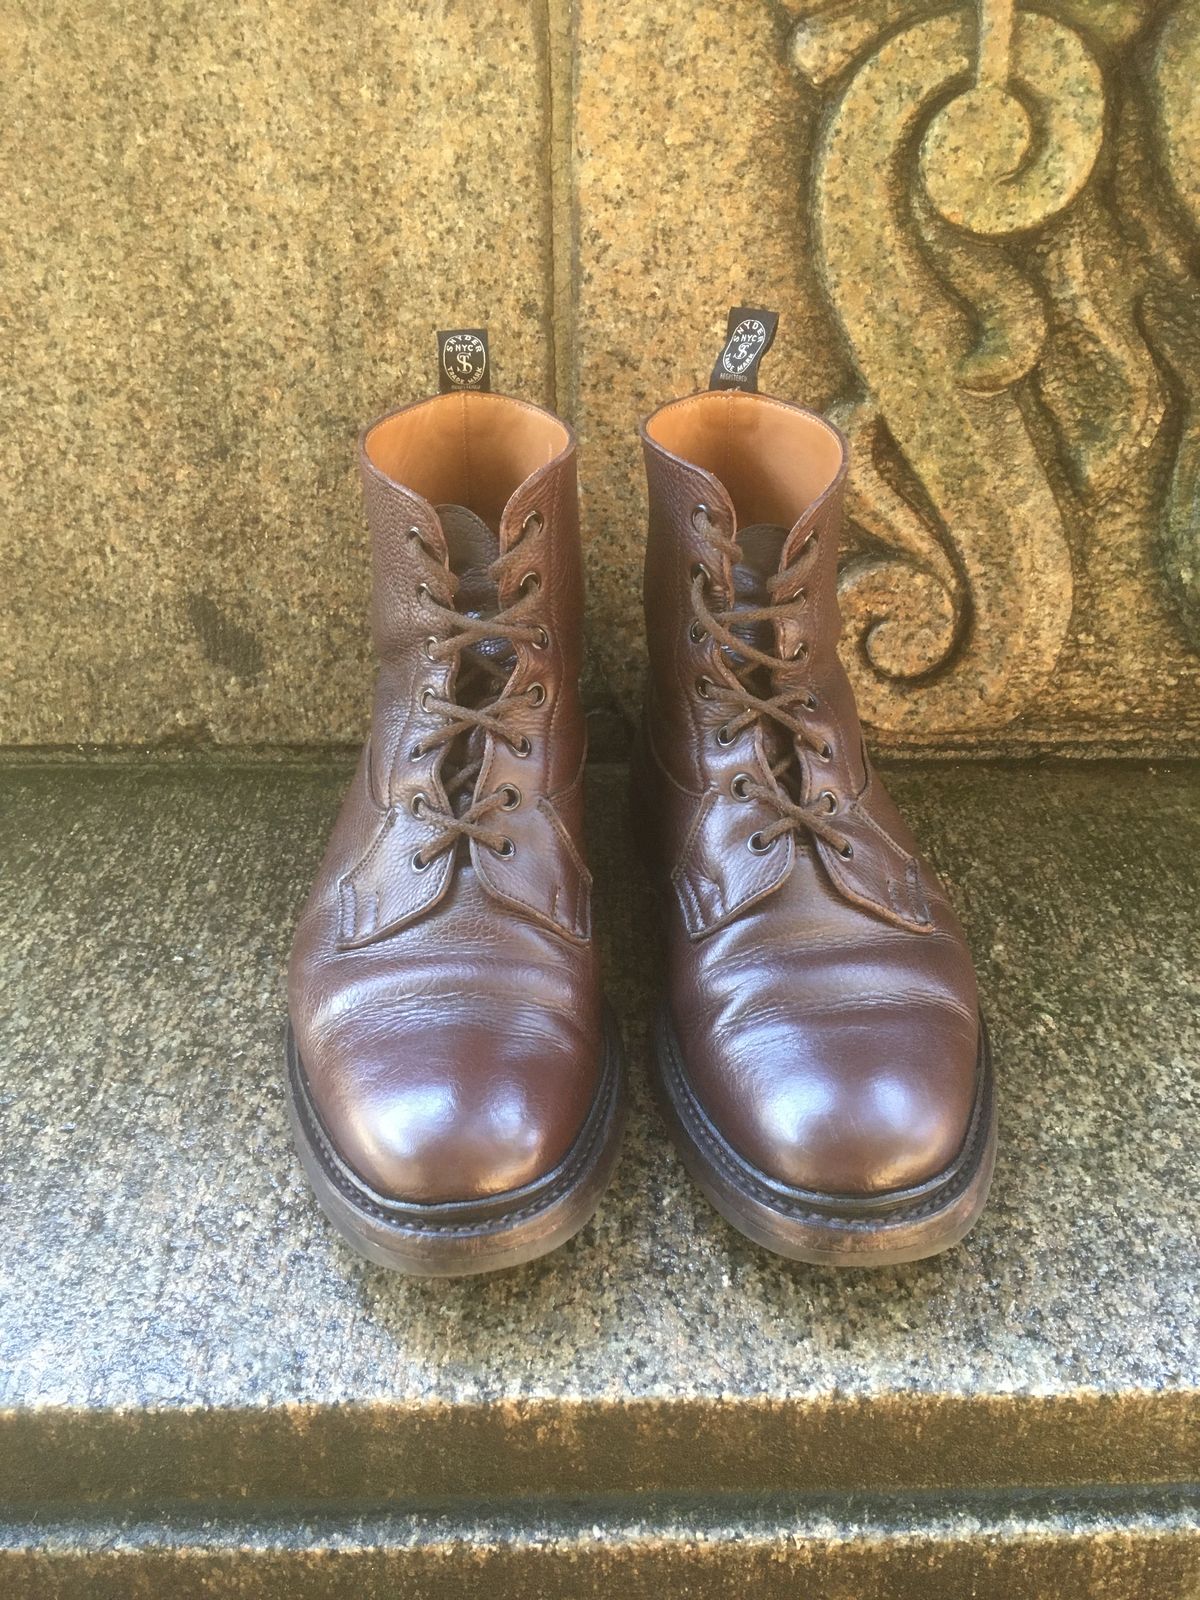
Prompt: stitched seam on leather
<box><xmin>364</xmin><ymin>737</ymin><xmax>389</xmax><ymax>814</ymax></box>
<box><xmin>888</xmin><ymin>860</ymin><xmax>930</xmax><ymax>925</ymax></box>
<box><xmin>671</xmin><ymin>788</ymin><xmax>712</xmax><ymax>882</ymax></box>
<box><xmin>472</xmin><ymin>797</ymin><xmax>591</xmax><ymax>943</ymax></box>
<box><xmin>338</xmin><ymin>814</ymin><xmax>394</xmax><ymax>941</ymax></box>
<box><xmin>550</xmin><ymin>751</ymin><xmax>587</xmax><ymax>812</ymax></box>
<box><xmin>337</xmin><ymin>808</ymin><xmax>454</xmax><ymax>947</ymax></box>
<box><xmin>291</xmin><ymin>1032</ymin><xmax>617</xmax><ymax>1235</ymax></box>
<box><xmin>721</xmin><ymin>389</ymin><xmax>732</xmax><ymax>500</ymax></box>
<box><xmin>822</xmin><ymin>838</ymin><xmax>933</xmax><ymax>932</ymax></box>
<box><xmin>644</xmin><ymin>712</ymin><xmax>703</xmax><ymax>806</ymax></box>
<box><xmin>660</xmin><ymin>1015</ymin><xmax>991</xmax><ymax>1228</ymax></box>
<box><xmin>339</xmin><ymin>878</ymin><xmax>358</xmax><ymax>936</ymax></box>
<box><xmin>537</xmin><ymin>794</ymin><xmax>593</xmax><ymax>937</ymax></box>
<box><xmin>670</xmin><ymin>792</ymin><xmax>713</xmax><ymax>936</ymax></box>
<box><xmin>850</xmin><ymin>797</ymin><xmax>918</xmax><ymax>861</ymax></box>
<box><xmin>675</xmin><ymin>865</ymin><xmax>705</xmax><ymax>935</ymax></box>
<box><xmin>342</xmin><ymin>809</ymin><xmax>393</xmax><ymax>899</ymax></box>
<box><xmin>832</xmin><ymin>796</ymin><xmax>931</xmax><ymax>928</ymax></box>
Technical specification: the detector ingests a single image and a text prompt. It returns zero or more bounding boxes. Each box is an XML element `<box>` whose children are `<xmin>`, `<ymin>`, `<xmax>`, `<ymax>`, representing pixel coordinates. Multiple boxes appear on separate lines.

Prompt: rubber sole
<box><xmin>286</xmin><ymin>1011</ymin><xmax>626</xmax><ymax>1276</ymax></box>
<box><xmin>653</xmin><ymin>1007</ymin><xmax>996</xmax><ymax>1267</ymax></box>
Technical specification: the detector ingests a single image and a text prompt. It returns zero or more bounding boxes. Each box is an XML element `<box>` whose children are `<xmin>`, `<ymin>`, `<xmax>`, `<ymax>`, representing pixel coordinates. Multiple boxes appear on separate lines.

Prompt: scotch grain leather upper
<box><xmin>288</xmin><ymin>391</ymin><xmax>615</xmax><ymax>1263</ymax></box>
<box><xmin>637</xmin><ymin>388</ymin><xmax>992</xmax><ymax>1257</ymax></box>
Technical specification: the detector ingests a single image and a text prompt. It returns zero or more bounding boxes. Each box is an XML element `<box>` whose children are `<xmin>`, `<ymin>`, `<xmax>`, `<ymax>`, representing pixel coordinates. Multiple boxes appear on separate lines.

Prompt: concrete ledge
<box><xmin>3</xmin><ymin>1392</ymin><xmax>1199</xmax><ymax>1508</ymax></box>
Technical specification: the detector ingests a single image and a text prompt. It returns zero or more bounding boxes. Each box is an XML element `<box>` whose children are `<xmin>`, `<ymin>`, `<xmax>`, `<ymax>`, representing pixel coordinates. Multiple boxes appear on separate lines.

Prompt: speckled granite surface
<box><xmin>1</xmin><ymin>758</ymin><xmax>1196</xmax><ymax>1515</ymax></box>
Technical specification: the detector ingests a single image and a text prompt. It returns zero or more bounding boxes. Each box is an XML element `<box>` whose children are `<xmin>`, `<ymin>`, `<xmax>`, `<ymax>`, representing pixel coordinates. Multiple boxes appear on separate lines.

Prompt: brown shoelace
<box><xmin>690</xmin><ymin>523</ymin><xmax>854</xmax><ymax>860</ymax></box>
<box><xmin>408</xmin><ymin>525</ymin><xmax>546</xmax><ymax>868</ymax></box>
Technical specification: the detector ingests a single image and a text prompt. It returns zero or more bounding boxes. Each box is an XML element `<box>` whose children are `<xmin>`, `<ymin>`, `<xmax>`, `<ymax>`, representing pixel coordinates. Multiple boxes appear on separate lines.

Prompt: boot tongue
<box><xmin>728</xmin><ymin>523</ymin><xmax>787</xmax><ymax>662</ymax></box>
<box><xmin>726</xmin><ymin>522</ymin><xmax>796</xmax><ymax>791</ymax></box>
<box><xmin>436</xmin><ymin>504</ymin><xmax>517</xmax><ymax>813</ymax></box>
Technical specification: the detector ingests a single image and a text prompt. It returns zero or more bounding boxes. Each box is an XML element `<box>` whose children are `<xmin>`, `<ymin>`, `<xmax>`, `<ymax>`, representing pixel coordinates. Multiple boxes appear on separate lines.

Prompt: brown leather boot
<box><xmin>636</xmin><ymin>385</ymin><xmax>995</xmax><ymax>1265</ymax></box>
<box><xmin>288</xmin><ymin>390</ymin><xmax>623</xmax><ymax>1274</ymax></box>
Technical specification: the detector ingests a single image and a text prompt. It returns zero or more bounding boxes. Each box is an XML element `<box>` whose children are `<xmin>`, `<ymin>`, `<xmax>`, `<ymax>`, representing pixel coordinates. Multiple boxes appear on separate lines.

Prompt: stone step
<box><xmin>4</xmin><ymin>1492</ymin><xmax>1199</xmax><ymax>1598</ymax></box>
<box><xmin>2</xmin><ymin>759</ymin><xmax>1197</xmax><ymax>1596</ymax></box>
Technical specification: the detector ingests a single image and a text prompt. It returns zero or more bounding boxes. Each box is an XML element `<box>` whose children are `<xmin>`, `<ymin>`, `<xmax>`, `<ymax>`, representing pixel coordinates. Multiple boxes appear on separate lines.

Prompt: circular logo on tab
<box><xmin>441</xmin><ymin>333</ymin><xmax>488</xmax><ymax>389</ymax></box>
<box><xmin>722</xmin><ymin>318</ymin><xmax>768</xmax><ymax>377</ymax></box>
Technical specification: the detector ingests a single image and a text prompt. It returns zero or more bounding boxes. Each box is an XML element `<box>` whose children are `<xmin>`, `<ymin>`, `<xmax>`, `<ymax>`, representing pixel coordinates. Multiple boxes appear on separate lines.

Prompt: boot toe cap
<box><xmin>694</xmin><ymin>1007</ymin><xmax>980</xmax><ymax>1198</ymax></box>
<box><xmin>301</xmin><ymin>1014</ymin><xmax>598</xmax><ymax>1206</ymax></box>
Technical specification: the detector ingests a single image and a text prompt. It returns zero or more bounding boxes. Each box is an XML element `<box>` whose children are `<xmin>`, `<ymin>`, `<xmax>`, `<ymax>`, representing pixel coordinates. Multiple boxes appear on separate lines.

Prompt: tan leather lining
<box><xmin>645</xmin><ymin>390</ymin><xmax>844</xmax><ymax>528</ymax></box>
<box><xmin>364</xmin><ymin>392</ymin><xmax>570</xmax><ymax>529</ymax></box>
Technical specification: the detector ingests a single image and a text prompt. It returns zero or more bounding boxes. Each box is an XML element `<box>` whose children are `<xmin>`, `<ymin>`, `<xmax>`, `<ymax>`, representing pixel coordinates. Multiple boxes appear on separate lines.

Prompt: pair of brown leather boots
<box><xmin>287</xmin><ymin>335</ymin><xmax>996</xmax><ymax>1276</ymax></box>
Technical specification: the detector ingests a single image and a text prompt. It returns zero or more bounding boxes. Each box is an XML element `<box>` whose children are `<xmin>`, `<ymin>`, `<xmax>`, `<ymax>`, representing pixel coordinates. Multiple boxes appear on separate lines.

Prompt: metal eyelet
<box><xmin>817</xmin><ymin>789</ymin><xmax>838</xmax><ymax>814</ymax></box>
<box><xmin>690</xmin><ymin>561</ymin><xmax>712</xmax><ymax>586</ymax></box>
<box><xmin>411</xmin><ymin>849</ymin><xmax>432</xmax><ymax>873</ymax></box>
<box><xmin>420</xmin><ymin>687</ymin><xmax>436</xmax><ymax>712</ymax></box>
<box><xmin>408</xmin><ymin>743</ymin><xmax>424</xmax><ymax>762</ymax></box>
<box><xmin>422</xmin><ymin>636</ymin><xmax>439</xmax><ymax>660</ymax></box>
<box><xmin>800</xmin><ymin>693</ymin><xmax>818</xmax><ymax>712</ymax></box>
<box><xmin>731</xmin><ymin>772</ymin><xmax>752</xmax><ymax>801</ymax></box>
<box><xmin>689</xmin><ymin>621</ymin><xmax>707</xmax><ymax>644</ymax></box>
<box><xmin>510</xmin><ymin>734</ymin><xmax>532</xmax><ymax>758</ymax></box>
<box><xmin>789</xmin><ymin>586</ymin><xmax>807</xmax><ymax>604</ymax></box>
<box><xmin>690</xmin><ymin>504</ymin><xmax>711</xmax><ymax>532</ymax></box>
<box><xmin>521</xmin><ymin>510</ymin><xmax>544</xmax><ymax>537</ymax></box>
<box><xmin>410</xmin><ymin>791</ymin><xmax>428</xmax><ymax>818</ymax></box>
<box><xmin>492</xmin><ymin>837</ymin><xmax>516</xmax><ymax>859</ymax></box>
<box><xmin>406</xmin><ymin>525</ymin><xmax>422</xmax><ymax>541</ymax></box>
<box><xmin>416</xmin><ymin>581</ymin><xmax>432</xmax><ymax>602</ymax></box>
<box><xmin>748</xmin><ymin>832</ymin><xmax>772</xmax><ymax>854</ymax></box>
<box><xmin>839</xmin><ymin>841</ymin><xmax>854</xmax><ymax>859</ymax></box>
<box><xmin>526</xmin><ymin>682</ymin><xmax>546</xmax><ymax>706</ymax></box>
<box><xmin>696</xmin><ymin>675</ymin><xmax>714</xmax><ymax>699</ymax></box>
<box><xmin>716</xmin><ymin>725</ymin><xmax>735</xmax><ymax>746</ymax></box>
<box><xmin>520</xmin><ymin>571</ymin><xmax>541</xmax><ymax>595</ymax></box>
<box><xmin>498</xmin><ymin>784</ymin><xmax>521</xmax><ymax>811</ymax></box>
<box><xmin>819</xmin><ymin>742</ymin><xmax>833</xmax><ymax>762</ymax></box>
<box><xmin>531</xmin><ymin>626</ymin><xmax>550</xmax><ymax>650</ymax></box>
<box><xmin>790</xmin><ymin>640</ymin><xmax>809</xmax><ymax>661</ymax></box>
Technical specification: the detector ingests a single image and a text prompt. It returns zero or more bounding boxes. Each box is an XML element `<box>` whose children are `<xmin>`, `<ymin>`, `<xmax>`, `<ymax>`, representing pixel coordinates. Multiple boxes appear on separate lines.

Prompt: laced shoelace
<box><xmin>690</xmin><ymin>521</ymin><xmax>854</xmax><ymax>860</ymax></box>
<box><xmin>407</xmin><ymin>525</ymin><xmax>547</xmax><ymax>870</ymax></box>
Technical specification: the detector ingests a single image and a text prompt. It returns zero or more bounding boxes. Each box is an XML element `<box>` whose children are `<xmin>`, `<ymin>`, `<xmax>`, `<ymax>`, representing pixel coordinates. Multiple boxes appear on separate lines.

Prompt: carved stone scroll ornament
<box><xmin>791</xmin><ymin>1</ymin><xmax>1103</xmax><ymax>731</ymax></box>
<box><xmin>1146</xmin><ymin>3</ymin><xmax>1200</xmax><ymax>645</ymax></box>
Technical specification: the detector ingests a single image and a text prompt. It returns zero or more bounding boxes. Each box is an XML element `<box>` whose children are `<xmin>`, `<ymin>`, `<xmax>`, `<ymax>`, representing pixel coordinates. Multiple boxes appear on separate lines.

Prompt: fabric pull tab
<box><xmin>437</xmin><ymin>328</ymin><xmax>491</xmax><ymax>393</ymax></box>
<box><xmin>709</xmin><ymin>307</ymin><xmax>779</xmax><ymax>392</ymax></box>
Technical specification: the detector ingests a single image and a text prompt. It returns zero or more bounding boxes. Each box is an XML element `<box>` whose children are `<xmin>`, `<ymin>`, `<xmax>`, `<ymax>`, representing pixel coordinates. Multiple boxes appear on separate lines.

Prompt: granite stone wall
<box><xmin>3</xmin><ymin>0</ymin><xmax>1198</xmax><ymax>753</ymax></box>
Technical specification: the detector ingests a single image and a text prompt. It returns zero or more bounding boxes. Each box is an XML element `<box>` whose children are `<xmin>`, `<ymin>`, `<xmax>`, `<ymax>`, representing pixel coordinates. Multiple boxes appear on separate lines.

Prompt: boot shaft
<box><xmin>638</xmin><ymin>388</ymin><xmax>934</xmax><ymax>934</ymax></box>
<box><xmin>358</xmin><ymin>390</ymin><xmax>586</xmax><ymax>812</ymax></box>
<box><xmin>326</xmin><ymin>389</ymin><xmax>592</xmax><ymax>949</ymax></box>
<box><xmin>640</xmin><ymin>389</ymin><xmax>860</xmax><ymax>797</ymax></box>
